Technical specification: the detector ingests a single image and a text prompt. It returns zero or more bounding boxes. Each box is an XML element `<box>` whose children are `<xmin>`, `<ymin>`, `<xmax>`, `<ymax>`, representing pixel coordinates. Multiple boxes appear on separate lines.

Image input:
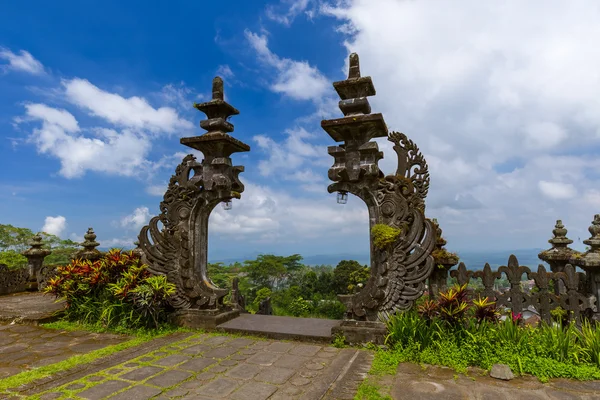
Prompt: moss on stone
<box><xmin>372</xmin><ymin>224</ymin><xmax>401</xmax><ymax>250</ymax></box>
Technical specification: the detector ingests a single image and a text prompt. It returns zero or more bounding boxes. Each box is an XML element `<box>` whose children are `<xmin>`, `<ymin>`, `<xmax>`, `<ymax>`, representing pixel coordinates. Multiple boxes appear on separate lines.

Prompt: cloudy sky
<box><xmin>1</xmin><ymin>0</ymin><xmax>599</xmax><ymax>261</ymax></box>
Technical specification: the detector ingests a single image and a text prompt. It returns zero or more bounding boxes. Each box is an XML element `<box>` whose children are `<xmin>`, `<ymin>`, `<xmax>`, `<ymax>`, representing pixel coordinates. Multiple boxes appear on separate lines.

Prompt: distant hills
<box><xmin>211</xmin><ymin>248</ymin><xmax>548</xmax><ymax>269</ymax></box>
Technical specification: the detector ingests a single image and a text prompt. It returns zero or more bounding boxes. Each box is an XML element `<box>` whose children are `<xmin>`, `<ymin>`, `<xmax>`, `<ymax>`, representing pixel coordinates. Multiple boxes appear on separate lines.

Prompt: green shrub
<box><xmin>44</xmin><ymin>249</ymin><xmax>175</xmax><ymax>329</ymax></box>
<box><xmin>289</xmin><ymin>296</ymin><xmax>311</xmax><ymax>317</ymax></box>
<box><xmin>383</xmin><ymin>284</ymin><xmax>600</xmax><ymax>381</ymax></box>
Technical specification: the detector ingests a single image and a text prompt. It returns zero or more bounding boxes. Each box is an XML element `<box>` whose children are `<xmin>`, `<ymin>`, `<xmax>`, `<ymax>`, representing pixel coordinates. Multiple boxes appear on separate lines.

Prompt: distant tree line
<box><xmin>0</xmin><ymin>224</ymin><xmax>79</xmax><ymax>269</ymax></box>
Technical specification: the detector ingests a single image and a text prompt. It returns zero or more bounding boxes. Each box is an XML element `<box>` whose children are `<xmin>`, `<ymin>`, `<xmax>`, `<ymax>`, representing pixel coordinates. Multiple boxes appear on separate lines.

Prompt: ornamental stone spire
<box><xmin>570</xmin><ymin>215</ymin><xmax>600</xmax><ymax>318</ymax></box>
<box><xmin>75</xmin><ymin>228</ymin><xmax>102</xmax><ymax>261</ymax></box>
<box><xmin>22</xmin><ymin>233</ymin><xmax>51</xmax><ymax>290</ymax></box>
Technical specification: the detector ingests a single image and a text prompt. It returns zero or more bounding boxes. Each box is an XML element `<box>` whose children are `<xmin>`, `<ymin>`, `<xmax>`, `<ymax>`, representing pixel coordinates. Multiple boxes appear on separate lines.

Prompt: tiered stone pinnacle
<box><xmin>22</xmin><ymin>233</ymin><xmax>51</xmax><ymax>259</ymax></box>
<box><xmin>538</xmin><ymin>220</ymin><xmax>580</xmax><ymax>268</ymax></box>
<box><xmin>180</xmin><ymin>77</ymin><xmax>250</xmax><ymax>158</ymax></box>
<box><xmin>570</xmin><ymin>215</ymin><xmax>600</xmax><ymax>310</ymax></box>
<box><xmin>322</xmin><ymin>53</ymin><xmax>387</xmax><ymax>183</ymax></box>
<box><xmin>75</xmin><ymin>227</ymin><xmax>102</xmax><ymax>261</ymax></box>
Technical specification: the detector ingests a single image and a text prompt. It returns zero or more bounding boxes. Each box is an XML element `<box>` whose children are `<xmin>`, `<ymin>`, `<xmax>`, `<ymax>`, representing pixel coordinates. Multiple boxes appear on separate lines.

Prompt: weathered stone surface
<box><xmin>145</xmin><ymin>369</ymin><xmax>192</xmax><ymax>387</ymax></box>
<box><xmin>153</xmin><ymin>354</ymin><xmax>192</xmax><ymax>366</ymax></box>
<box><xmin>200</xmin><ymin>377</ymin><xmax>240</xmax><ymax>398</ymax></box>
<box><xmin>0</xmin><ymin>292</ymin><xmax>64</xmax><ymax>324</ymax></box>
<box><xmin>230</xmin><ymin>381</ymin><xmax>278</xmax><ymax>400</ymax></box>
<box><xmin>77</xmin><ymin>380</ymin><xmax>131</xmax><ymax>400</ymax></box>
<box><xmin>254</xmin><ymin>367</ymin><xmax>295</xmax><ymax>384</ymax></box>
<box><xmin>246</xmin><ymin>352</ymin><xmax>282</xmax><ymax>366</ymax></box>
<box><xmin>120</xmin><ymin>366</ymin><xmax>163</xmax><ymax>381</ymax></box>
<box><xmin>217</xmin><ymin>313</ymin><xmax>340</xmax><ymax>342</ymax></box>
<box><xmin>178</xmin><ymin>357</ymin><xmax>216</xmax><ymax>372</ymax></box>
<box><xmin>109</xmin><ymin>384</ymin><xmax>162</xmax><ymax>400</ymax></box>
<box><xmin>225</xmin><ymin>363</ymin><xmax>262</xmax><ymax>380</ymax></box>
<box><xmin>490</xmin><ymin>364</ymin><xmax>515</xmax><ymax>381</ymax></box>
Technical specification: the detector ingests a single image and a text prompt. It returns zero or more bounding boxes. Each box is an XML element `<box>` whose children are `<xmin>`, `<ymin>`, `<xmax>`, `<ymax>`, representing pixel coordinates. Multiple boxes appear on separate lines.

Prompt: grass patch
<box><xmin>0</xmin><ymin>336</ymin><xmax>149</xmax><ymax>393</ymax></box>
<box><xmin>354</xmin><ymin>378</ymin><xmax>392</xmax><ymax>400</ymax></box>
<box><xmin>41</xmin><ymin>319</ymin><xmax>190</xmax><ymax>338</ymax></box>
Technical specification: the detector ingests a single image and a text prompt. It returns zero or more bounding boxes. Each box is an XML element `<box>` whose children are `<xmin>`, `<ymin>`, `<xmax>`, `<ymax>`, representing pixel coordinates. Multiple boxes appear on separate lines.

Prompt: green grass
<box><xmin>0</xmin><ymin>336</ymin><xmax>148</xmax><ymax>393</ymax></box>
<box><xmin>0</xmin><ymin>320</ymin><xmax>194</xmax><ymax>395</ymax></box>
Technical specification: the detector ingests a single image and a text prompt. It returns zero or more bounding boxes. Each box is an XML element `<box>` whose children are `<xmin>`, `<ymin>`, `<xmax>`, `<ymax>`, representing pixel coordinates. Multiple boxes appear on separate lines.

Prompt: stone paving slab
<box><xmin>217</xmin><ymin>314</ymin><xmax>342</xmax><ymax>343</ymax></box>
<box><xmin>391</xmin><ymin>363</ymin><xmax>600</xmax><ymax>400</ymax></box>
<box><xmin>0</xmin><ymin>292</ymin><xmax>65</xmax><ymax>324</ymax></box>
<box><xmin>0</xmin><ymin>323</ymin><xmax>130</xmax><ymax>379</ymax></box>
<box><xmin>1</xmin><ymin>333</ymin><xmax>369</xmax><ymax>400</ymax></box>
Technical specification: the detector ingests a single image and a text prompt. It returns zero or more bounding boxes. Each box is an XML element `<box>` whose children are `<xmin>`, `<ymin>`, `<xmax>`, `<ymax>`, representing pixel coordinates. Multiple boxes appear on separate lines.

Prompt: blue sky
<box><xmin>2</xmin><ymin>0</ymin><xmax>600</xmax><ymax>261</ymax></box>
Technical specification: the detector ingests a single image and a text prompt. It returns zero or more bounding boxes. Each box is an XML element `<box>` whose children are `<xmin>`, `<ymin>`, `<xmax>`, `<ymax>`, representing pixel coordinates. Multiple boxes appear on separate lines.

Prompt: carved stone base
<box><xmin>169</xmin><ymin>309</ymin><xmax>240</xmax><ymax>329</ymax></box>
<box><xmin>331</xmin><ymin>320</ymin><xmax>387</xmax><ymax>345</ymax></box>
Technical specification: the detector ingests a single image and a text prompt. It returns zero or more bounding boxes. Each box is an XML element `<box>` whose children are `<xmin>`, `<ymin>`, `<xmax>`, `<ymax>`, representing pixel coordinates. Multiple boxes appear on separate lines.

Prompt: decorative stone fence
<box><xmin>433</xmin><ymin>217</ymin><xmax>600</xmax><ymax>324</ymax></box>
<box><xmin>0</xmin><ymin>228</ymin><xmax>103</xmax><ymax>296</ymax></box>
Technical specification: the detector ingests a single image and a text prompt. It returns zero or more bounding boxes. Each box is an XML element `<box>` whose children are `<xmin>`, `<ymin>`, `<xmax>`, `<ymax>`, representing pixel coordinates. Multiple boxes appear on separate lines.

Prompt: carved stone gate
<box><xmin>137</xmin><ymin>53</ymin><xmax>437</xmax><ymax>330</ymax></box>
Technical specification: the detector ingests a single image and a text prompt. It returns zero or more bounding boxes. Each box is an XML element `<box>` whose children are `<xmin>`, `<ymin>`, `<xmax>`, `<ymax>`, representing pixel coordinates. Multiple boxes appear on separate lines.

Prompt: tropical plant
<box><xmin>44</xmin><ymin>249</ymin><xmax>175</xmax><ymax>329</ymax></box>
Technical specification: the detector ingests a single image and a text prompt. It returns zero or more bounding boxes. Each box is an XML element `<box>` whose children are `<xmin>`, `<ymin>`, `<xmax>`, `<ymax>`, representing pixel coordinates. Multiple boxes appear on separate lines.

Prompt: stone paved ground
<box><xmin>1</xmin><ymin>331</ymin><xmax>371</xmax><ymax>400</ymax></box>
<box><xmin>2</xmin><ymin>324</ymin><xmax>600</xmax><ymax>399</ymax></box>
<box><xmin>385</xmin><ymin>362</ymin><xmax>600</xmax><ymax>399</ymax></box>
<box><xmin>0</xmin><ymin>324</ymin><xmax>129</xmax><ymax>379</ymax></box>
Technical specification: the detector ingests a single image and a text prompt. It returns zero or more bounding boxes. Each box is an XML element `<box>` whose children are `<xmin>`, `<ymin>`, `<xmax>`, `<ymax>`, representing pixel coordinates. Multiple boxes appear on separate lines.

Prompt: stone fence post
<box><xmin>569</xmin><ymin>215</ymin><xmax>600</xmax><ymax>321</ymax></box>
<box><xmin>538</xmin><ymin>220</ymin><xmax>580</xmax><ymax>294</ymax></box>
<box><xmin>22</xmin><ymin>233</ymin><xmax>51</xmax><ymax>291</ymax></box>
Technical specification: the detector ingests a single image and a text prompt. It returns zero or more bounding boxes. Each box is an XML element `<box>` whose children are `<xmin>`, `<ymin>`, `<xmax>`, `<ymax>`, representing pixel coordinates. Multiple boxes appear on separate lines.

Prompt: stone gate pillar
<box><xmin>324</xmin><ymin>53</ymin><xmax>436</xmax><ymax>343</ymax></box>
<box><xmin>137</xmin><ymin>76</ymin><xmax>249</xmax><ymax>328</ymax></box>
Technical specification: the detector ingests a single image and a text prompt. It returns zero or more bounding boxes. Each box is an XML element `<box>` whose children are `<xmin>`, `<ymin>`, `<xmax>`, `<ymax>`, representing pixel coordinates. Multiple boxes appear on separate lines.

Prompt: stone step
<box><xmin>216</xmin><ymin>313</ymin><xmax>341</xmax><ymax>343</ymax></box>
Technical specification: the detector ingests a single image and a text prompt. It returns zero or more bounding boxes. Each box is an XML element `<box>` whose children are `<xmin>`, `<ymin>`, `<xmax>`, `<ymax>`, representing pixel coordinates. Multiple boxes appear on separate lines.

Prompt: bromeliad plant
<box><xmin>45</xmin><ymin>249</ymin><xmax>175</xmax><ymax>329</ymax></box>
<box><xmin>416</xmin><ymin>284</ymin><xmax>499</xmax><ymax>326</ymax></box>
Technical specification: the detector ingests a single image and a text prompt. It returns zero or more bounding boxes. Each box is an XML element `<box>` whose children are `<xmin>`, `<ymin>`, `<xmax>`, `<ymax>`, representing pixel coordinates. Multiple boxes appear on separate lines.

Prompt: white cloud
<box><xmin>120</xmin><ymin>207</ymin><xmax>151</xmax><ymax>230</ymax></box>
<box><xmin>244</xmin><ymin>30</ymin><xmax>330</xmax><ymax>101</ymax></box>
<box><xmin>0</xmin><ymin>48</ymin><xmax>44</xmax><ymax>75</ymax></box>
<box><xmin>216</xmin><ymin>64</ymin><xmax>235</xmax><ymax>79</ymax></box>
<box><xmin>101</xmin><ymin>237</ymin><xmax>136</xmax><ymax>248</ymax></box>
<box><xmin>266</xmin><ymin>0</ymin><xmax>313</xmax><ymax>26</ymax></box>
<box><xmin>316</xmin><ymin>0</ymin><xmax>600</xmax><ymax>251</ymax></box>
<box><xmin>209</xmin><ymin>181</ymin><xmax>367</xmax><ymax>242</ymax></box>
<box><xmin>42</xmin><ymin>216</ymin><xmax>66</xmax><ymax>237</ymax></box>
<box><xmin>62</xmin><ymin>78</ymin><xmax>193</xmax><ymax>133</ymax></box>
<box><xmin>146</xmin><ymin>184</ymin><xmax>167</xmax><ymax>197</ymax></box>
<box><xmin>538</xmin><ymin>181</ymin><xmax>577</xmax><ymax>200</ymax></box>
<box><xmin>22</xmin><ymin>103</ymin><xmax>153</xmax><ymax>178</ymax></box>
<box><xmin>253</xmin><ymin>127</ymin><xmax>328</xmax><ymax>179</ymax></box>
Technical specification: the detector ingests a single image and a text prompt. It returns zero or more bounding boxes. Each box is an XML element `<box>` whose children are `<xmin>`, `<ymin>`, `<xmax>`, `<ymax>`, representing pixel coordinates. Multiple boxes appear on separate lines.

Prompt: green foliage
<box><xmin>371</xmin><ymin>224</ymin><xmax>401</xmax><ymax>250</ymax></box>
<box><xmin>0</xmin><ymin>224</ymin><xmax>79</xmax><ymax>268</ymax></box>
<box><xmin>332</xmin><ymin>333</ymin><xmax>346</xmax><ymax>348</ymax></box>
<box><xmin>244</xmin><ymin>254</ymin><xmax>303</xmax><ymax>289</ymax></box>
<box><xmin>381</xmin><ymin>284</ymin><xmax>600</xmax><ymax>380</ymax></box>
<box><xmin>333</xmin><ymin>259</ymin><xmax>367</xmax><ymax>294</ymax></box>
<box><xmin>0</xmin><ymin>250</ymin><xmax>27</xmax><ymax>269</ymax></box>
<box><xmin>44</xmin><ymin>249</ymin><xmax>176</xmax><ymax>329</ymax></box>
<box><xmin>384</xmin><ymin>306</ymin><xmax>600</xmax><ymax>381</ymax></box>
<box><xmin>250</xmin><ymin>287</ymin><xmax>272</xmax><ymax>312</ymax></box>
<box><xmin>288</xmin><ymin>296</ymin><xmax>311</xmax><ymax>317</ymax></box>
<box><xmin>0</xmin><ymin>224</ymin><xmax>34</xmax><ymax>252</ymax></box>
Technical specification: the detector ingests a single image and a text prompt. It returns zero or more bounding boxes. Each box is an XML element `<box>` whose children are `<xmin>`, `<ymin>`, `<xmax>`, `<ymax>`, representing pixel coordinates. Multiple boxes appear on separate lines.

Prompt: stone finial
<box><xmin>75</xmin><ymin>228</ymin><xmax>102</xmax><ymax>261</ymax></box>
<box><xmin>571</xmin><ymin>215</ymin><xmax>600</xmax><ymax>316</ymax></box>
<box><xmin>539</xmin><ymin>220</ymin><xmax>579</xmax><ymax>265</ymax></box>
<box><xmin>22</xmin><ymin>233</ymin><xmax>51</xmax><ymax>258</ymax></box>
<box><xmin>550</xmin><ymin>220</ymin><xmax>573</xmax><ymax>247</ymax></box>
<box><xmin>585</xmin><ymin>214</ymin><xmax>600</xmax><ymax>251</ymax></box>
<box><xmin>22</xmin><ymin>233</ymin><xmax>51</xmax><ymax>291</ymax></box>
<box><xmin>348</xmin><ymin>53</ymin><xmax>361</xmax><ymax>79</ymax></box>
<box><xmin>539</xmin><ymin>220</ymin><xmax>580</xmax><ymax>294</ymax></box>
<box><xmin>212</xmin><ymin>76</ymin><xmax>224</xmax><ymax>101</ymax></box>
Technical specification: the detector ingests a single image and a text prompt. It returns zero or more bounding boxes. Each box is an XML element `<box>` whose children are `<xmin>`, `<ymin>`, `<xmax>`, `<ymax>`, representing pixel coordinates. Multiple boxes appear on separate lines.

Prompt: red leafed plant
<box><xmin>45</xmin><ymin>249</ymin><xmax>175</xmax><ymax>329</ymax></box>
